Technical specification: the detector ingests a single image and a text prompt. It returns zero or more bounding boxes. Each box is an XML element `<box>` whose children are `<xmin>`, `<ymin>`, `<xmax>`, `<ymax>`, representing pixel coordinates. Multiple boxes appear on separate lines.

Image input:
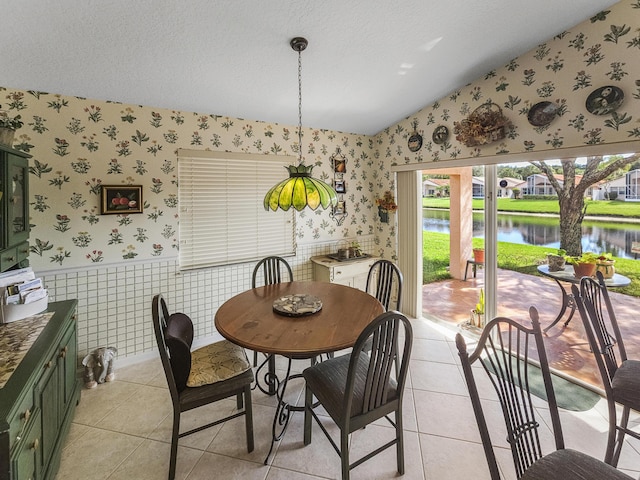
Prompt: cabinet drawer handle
<box><xmin>336</xmin><ymin>270</ymin><xmax>342</xmax><ymax>275</ymax></box>
<box><xmin>16</xmin><ymin>408</ymin><xmax>31</xmax><ymax>441</ymax></box>
<box><xmin>45</xmin><ymin>360</ymin><xmax>52</xmax><ymax>369</ymax></box>
<box><xmin>6</xmin><ymin>256</ymin><xmax>14</xmax><ymax>262</ymax></box>
<box><xmin>59</xmin><ymin>346</ymin><xmax>68</xmax><ymax>358</ymax></box>
<box><xmin>31</xmin><ymin>438</ymin><xmax>39</xmax><ymax>451</ymax></box>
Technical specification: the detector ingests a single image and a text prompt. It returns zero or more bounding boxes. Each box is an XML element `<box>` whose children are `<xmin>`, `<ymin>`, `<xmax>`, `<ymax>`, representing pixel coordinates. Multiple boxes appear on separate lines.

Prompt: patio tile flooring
<box><xmin>422</xmin><ymin>268</ymin><xmax>640</xmax><ymax>389</ymax></box>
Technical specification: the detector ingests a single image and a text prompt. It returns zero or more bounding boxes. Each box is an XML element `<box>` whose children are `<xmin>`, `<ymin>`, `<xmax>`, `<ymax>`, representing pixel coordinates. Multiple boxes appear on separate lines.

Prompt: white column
<box><xmin>397</xmin><ymin>170</ymin><xmax>422</xmax><ymax>318</ymax></box>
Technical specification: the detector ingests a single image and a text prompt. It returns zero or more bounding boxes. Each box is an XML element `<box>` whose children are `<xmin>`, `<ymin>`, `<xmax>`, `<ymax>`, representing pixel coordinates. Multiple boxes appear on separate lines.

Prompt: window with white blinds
<box><xmin>177</xmin><ymin>149</ymin><xmax>295</xmax><ymax>270</ymax></box>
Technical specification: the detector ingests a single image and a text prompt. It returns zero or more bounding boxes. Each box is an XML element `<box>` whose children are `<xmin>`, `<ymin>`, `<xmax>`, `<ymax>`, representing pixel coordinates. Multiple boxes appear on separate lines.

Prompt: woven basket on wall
<box><xmin>453</xmin><ymin>103</ymin><xmax>510</xmax><ymax>147</ymax></box>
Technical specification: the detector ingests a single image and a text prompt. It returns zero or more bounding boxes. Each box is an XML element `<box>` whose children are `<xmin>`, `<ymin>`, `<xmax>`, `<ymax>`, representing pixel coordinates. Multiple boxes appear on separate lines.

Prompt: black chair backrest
<box><xmin>152</xmin><ymin>294</ymin><xmax>196</xmax><ymax>396</ymax></box>
<box><xmin>346</xmin><ymin>311</ymin><xmax>412</xmax><ymax>419</ymax></box>
<box><xmin>366</xmin><ymin>260</ymin><xmax>403</xmax><ymax>311</ymax></box>
<box><xmin>577</xmin><ymin>271</ymin><xmax>627</xmax><ymax>384</ymax></box>
<box><xmin>455</xmin><ymin>307</ymin><xmax>565</xmax><ymax>480</ymax></box>
<box><xmin>252</xmin><ymin>256</ymin><xmax>293</xmax><ymax>288</ymax></box>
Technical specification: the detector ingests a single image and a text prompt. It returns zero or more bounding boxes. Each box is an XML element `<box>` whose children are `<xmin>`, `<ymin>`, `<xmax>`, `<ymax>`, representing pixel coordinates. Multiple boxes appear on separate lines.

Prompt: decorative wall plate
<box><xmin>408</xmin><ymin>131</ymin><xmax>423</xmax><ymax>152</ymax></box>
<box><xmin>527</xmin><ymin>101</ymin><xmax>559</xmax><ymax>126</ymax></box>
<box><xmin>586</xmin><ymin>86</ymin><xmax>624</xmax><ymax>115</ymax></box>
<box><xmin>432</xmin><ymin>125</ymin><xmax>449</xmax><ymax>144</ymax></box>
<box><xmin>272</xmin><ymin>294</ymin><xmax>322</xmax><ymax>317</ymax></box>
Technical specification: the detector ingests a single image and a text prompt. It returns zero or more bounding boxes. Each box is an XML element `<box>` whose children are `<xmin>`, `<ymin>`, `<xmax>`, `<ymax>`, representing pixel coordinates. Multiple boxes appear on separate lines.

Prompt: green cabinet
<box><xmin>0</xmin><ymin>300</ymin><xmax>80</xmax><ymax>480</ymax></box>
<box><xmin>0</xmin><ymin>145</ymin><xmax>30</xmax><ymax>273</ymax></box>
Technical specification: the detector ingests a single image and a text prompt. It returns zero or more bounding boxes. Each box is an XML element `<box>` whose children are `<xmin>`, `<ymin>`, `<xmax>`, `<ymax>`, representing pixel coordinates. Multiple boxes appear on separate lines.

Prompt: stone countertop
<box><xmin>0</xmin><ymin>312</ymin><xmax>54</xmax><ymax>388</ymax></box>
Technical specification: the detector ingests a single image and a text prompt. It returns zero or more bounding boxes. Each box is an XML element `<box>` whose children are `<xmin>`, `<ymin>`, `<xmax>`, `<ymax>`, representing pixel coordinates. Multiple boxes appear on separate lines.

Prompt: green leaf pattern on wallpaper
<box><xmin>1</xmin><ymin>89</ymin><xmax>380</xmax><ymax>269</ymax></box>
<box><xmin>1</xmin><ymin>0</ymin><xmax>639</xmax><ymax>269</ymax></box>
<box><xmin>386</xmin><ymin>2</ymin><xmax>639</xmax><ymax>164</ymax></box>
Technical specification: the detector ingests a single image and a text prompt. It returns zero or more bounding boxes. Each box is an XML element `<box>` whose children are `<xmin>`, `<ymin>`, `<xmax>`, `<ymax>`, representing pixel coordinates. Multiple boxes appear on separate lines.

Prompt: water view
<box><xmin>423</xmin><ymin>208</ymin><xmax>640</xmax><ymax>259</ymax></box>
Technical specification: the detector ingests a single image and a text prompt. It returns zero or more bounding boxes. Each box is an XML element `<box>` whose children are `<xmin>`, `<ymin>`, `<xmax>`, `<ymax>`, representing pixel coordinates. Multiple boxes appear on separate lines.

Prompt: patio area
<box><xmin>422</xmin><ymin>268</ymin><xmax>640</xmax><ymax>389</ymax></box>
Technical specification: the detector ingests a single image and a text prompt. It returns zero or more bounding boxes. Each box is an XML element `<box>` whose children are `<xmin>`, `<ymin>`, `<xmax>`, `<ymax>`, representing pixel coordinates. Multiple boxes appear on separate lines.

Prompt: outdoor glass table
<box><xmin>537</xmin><ymin>264</ymin><xmax>630</xmax><ymax>332</ymax></box>
<box><xmin>214</xmin><ymin>280</ymin><xmax>384</xmax><ymax>464</ymax></box>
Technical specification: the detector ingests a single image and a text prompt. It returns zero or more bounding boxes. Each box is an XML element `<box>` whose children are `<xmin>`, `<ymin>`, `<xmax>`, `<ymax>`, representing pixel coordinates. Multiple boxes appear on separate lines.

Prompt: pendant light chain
<box><xmin>263</xmin><ymin>37</ymin><xmax>338</xmax><ymax>212</ymax></box>
<box><xmin>297</xmin><ymin>46</ymin><xmax>303</xmax><ymax>165</ymax></box>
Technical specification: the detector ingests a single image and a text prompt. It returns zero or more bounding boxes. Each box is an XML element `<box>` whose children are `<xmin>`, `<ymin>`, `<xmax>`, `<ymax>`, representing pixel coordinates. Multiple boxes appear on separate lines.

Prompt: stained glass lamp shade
<box><xmin>264</xmin><ymin>164</ymin><xmax>338</xmax><ymax>212</ymax></box>
<box><xmin>264</xmin><ymin>37</ymin><xmax>338</xmax><ymax>212</ymax></box>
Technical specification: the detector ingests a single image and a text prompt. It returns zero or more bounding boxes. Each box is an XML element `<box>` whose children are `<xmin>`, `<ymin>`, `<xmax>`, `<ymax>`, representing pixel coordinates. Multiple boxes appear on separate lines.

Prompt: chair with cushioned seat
<box><xmin>365</xmin><ymin>259</ymin><xmax>403</xmax><ymax>311</ymax></box>
<box><xmin>455</xmin><ymin>306</ymin><xmax>633</xmax><ymax>480</ymax></box>
<box><xmin>302</xmin><ymin>310</ymin><xmax>413</xmax><ymax>480</ymax></box>
<box><xmin>573</xmin><ymin>272</ymin><xmax>640</xmax><ymax>467</ymax></box>
<box><xmin>152</xmin><ymin>294</ymin><xmax>254</xmax><ymax>480</ymax></box>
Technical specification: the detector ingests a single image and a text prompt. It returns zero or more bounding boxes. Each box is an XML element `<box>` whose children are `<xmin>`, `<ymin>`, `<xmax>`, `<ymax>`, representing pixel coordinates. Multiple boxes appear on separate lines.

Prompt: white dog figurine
<box><xmin>82</xmin><ymin>346</ymin><xmax>117</xmax><ymax>388</ymax></box>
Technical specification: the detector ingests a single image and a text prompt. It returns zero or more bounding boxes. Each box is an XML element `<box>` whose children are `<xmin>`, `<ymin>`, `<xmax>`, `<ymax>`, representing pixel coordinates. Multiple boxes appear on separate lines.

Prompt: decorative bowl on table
<box><xmin>272</xmin><ymin>294</ymin><xmax>322</xmax><ymax>317</ymax></box>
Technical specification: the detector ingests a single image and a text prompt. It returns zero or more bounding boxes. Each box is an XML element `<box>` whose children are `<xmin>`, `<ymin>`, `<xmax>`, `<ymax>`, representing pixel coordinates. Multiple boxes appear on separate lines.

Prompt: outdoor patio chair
<box><xmin>572</xmin><ymin>273</ymin><xmax>640</xmax><ymax>467</ymax></box>
<box><xmin>152</xmin><ymin>294</ymin><xmax>254</xmax><ymax>480</ymax></box>
<box><xmin>365</xmin><ymin>259</ymin><xmax>403</xmax><ymax>311</ymax></box>
<box><xmin>302</xmin><ymin>310</ymin><xmax>413</xmax><ymax>480</ymax></box>
<box><xmin>455</xmin><ymin>306</ymin><xmax>633</xmax><ymax>480</ymax></box>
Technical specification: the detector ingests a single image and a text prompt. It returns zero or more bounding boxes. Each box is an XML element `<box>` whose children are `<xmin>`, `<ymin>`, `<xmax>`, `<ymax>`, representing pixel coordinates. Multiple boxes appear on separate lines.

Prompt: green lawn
<box><xmin>423</xmin><ymin>197</ymin><xmax>640</xmax><ymax>218</ymax></box>
<box><xmin>423</xmin><ymin>231</ymin><xmax>640</xmax><ymax>297</ymax></box>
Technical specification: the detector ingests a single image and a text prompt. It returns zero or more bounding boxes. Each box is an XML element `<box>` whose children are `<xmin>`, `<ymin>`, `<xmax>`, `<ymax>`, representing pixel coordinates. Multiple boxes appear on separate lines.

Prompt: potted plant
<box><xmin>546</xmin><ymin>248</ymin><xmax>567</xmax><ymax>272</ymax></box>
<box><xmin>472</xmin><ymin>246</ymin><xmax>485</xmax><ymax>263</ymax></box>
<box><xmin>0</xmin><ymin>107</ymin><xmax>23</xmax><ymax>147</ymax></box>
<box><xmin>375</xmin><ymin>191</ymin><xmax>398</xmax><ymax>224</ymax></box>
<box><xmin>595</xmin><ymin>252</ymin><xmax>616</xmax><ymax>279</ymax></box>
<box><xmin>349</xmin><ymin>240</ymin><xmax>363</xmax><ymax>258</ymax></box>
<box><xmin>469</xmin><ymin>288</ymin><xmax>485</xmax><ymax>328</ymax></box>
<box><xmin>564</xmin><ymin>252</ymin><xmax>599</xmax><ymax>278</ymax></box>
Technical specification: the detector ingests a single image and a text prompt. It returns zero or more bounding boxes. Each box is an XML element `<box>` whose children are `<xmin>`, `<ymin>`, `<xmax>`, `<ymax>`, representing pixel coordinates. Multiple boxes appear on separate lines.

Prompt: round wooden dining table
<box><xmin>215</xmin><ymin>280</ymin><xmax>384</xmax><ymax>359</ymax></box>
<box><xmin>214</xmin><ymin>280</ymin><xmax>384</xmax><ymax>463</ymax></box>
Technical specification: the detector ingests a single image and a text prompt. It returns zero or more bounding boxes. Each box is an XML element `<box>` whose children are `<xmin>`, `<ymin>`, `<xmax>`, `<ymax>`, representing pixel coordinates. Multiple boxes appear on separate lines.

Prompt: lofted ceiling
<box><xmin>1</xmin><ymin>0</ymin><xmax>618</xmax><ymax>136</ymax></box>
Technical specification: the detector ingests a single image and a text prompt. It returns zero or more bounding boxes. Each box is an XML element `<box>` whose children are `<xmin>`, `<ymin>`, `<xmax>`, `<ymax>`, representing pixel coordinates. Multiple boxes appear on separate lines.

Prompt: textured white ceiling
<box><xmin>1</xmin><ymin>0</ymin><xmax>618</xmax><ymax>135</ymax></box>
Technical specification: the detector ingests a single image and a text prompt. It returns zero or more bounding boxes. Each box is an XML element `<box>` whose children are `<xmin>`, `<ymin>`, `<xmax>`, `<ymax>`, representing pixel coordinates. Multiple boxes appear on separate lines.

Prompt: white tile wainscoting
<box><xmin>40</xmin><ymin>237</ymin><xmax>378</xmax><ymax>362</ymax></box>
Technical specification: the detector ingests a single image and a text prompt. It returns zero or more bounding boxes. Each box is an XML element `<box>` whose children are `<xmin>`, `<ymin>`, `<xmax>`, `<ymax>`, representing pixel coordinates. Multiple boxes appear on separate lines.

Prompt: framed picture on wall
<box><xmin>100</xmin><ymin>185</ymin><xmax>143</xmax><ymax>214</ymax></box>
<box><xmin>334</xmin><ymin>179</ymin><xmax>346</xmax><ymax>193</ymax></box>
<box><xmin>332</xmin><ymin>156</ymin><xmax>346</xmax><ymax>173</ymax></box>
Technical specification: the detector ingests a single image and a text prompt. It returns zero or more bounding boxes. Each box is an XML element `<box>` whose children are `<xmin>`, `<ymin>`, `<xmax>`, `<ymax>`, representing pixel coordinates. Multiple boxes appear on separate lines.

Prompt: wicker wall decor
<box><xmin>453</xmin><ymin>102</ymin><xmax>510</xmax><ymax>147</ymax></box>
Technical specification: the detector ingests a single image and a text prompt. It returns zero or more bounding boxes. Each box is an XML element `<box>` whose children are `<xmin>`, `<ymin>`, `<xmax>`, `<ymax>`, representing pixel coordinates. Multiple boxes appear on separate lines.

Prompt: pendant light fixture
<box><xmin>264</xmin><ymin>37</ymin><xmax>338</xmax><ymax>212</ymax></box>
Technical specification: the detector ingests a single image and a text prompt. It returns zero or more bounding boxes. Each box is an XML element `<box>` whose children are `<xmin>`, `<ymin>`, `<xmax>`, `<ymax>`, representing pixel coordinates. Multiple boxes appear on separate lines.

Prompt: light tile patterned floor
<box><xmin>56</xmin><ymin>318</ymin><xmax>640</xmax><ymax>480</ymax></box>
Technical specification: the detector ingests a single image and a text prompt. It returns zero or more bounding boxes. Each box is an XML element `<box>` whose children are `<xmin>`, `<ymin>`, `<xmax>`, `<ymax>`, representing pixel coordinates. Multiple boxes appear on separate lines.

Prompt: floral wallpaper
<box><xmin>377</xmin><ymin>0</ymin><xmax>640</xmax><ymax>166</ymax></box>
<box><xmin>1</xmin><ymin>1</ymin><xmax>637</xmax><ymax>274</ymax></box>
<box><xmin>0</xmin><ymin>90</ymin><xmax>392</xmax><ymax>271</ymax></box>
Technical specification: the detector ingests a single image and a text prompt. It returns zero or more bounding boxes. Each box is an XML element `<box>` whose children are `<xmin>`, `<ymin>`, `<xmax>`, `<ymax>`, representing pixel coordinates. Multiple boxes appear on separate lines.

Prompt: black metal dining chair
<box><xmin>252</xmin><ymin>255</ymin><xmax>293</xmax><ymax>288</ymax></box>
<box><xmin>572</xmin><ymin>272</ymin><xmax>640</xmax><ymax>467</ymax></box>
<box><xmin>251</xmin><ymin>256</ymin><xmax>293</xmax><ymax>367</ymax></box>
<box><xmin>365</xmin><ymin>259</ymin><xmax>403</xmax><ymax>311</ymax></box>
<box><xmin>455</xmin><ymin>306</ymin><xmax>633</xmax><ymax>480</ymax></box>
<box><xmin>302</xmin><ymin>310</ymin><xmax>413</xmax><ymax>480</ymax></box>
<box><xmin>152</xmin><ymin>294</ymin><xmax>254</xmax><ymax>480</ymax></box>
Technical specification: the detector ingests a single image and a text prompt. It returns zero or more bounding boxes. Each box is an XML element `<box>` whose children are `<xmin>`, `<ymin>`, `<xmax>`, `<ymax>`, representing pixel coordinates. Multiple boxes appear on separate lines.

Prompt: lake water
<box><xmin>423</xmin><ymin>209</ymin><xmax>640</xmax><ymax>259</ymax></box>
